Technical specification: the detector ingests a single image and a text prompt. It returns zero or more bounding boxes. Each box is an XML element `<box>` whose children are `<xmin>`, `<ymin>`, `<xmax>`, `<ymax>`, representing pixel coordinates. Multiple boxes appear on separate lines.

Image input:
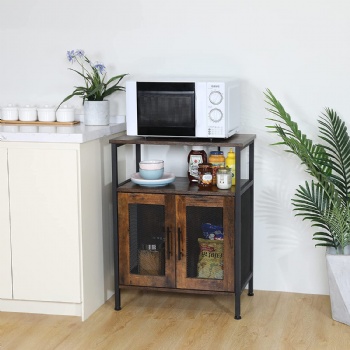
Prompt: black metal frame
<box><xmin>110</xmin><ymin>135</ymin><xmax>255</xmax><ymax>318</ymax></box>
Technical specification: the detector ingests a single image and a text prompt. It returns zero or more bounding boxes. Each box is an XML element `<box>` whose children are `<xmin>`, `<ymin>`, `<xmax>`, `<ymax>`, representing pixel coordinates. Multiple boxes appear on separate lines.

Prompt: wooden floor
<box><xmin>1</xmin><ymin>289</ymin><xmax>350</xmax><ymax>349</ymax></box>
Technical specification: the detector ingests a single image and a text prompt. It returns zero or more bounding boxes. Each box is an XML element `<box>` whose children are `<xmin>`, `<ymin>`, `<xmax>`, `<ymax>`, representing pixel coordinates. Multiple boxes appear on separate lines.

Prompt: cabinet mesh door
<box><xmin>128</xmin><ymin>203</ymin><xmax>165</xmax><ymax>276</ymax></box>
<box><xmin>186</xmin><ymin>206</ymin><xmax>224</xmax><ymax>280</ymax></box>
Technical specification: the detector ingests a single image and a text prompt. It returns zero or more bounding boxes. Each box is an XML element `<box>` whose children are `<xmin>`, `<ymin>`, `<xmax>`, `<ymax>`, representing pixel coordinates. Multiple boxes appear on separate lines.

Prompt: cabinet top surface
<box><xmin>0</xmin><ymin>122</ymin><xmax>126</xmax><ymax>144</ymax></box>
<box><xmin>110</xmin><ymin>133</ymin><xmax>256</xmax><ymax>148</ymax></box>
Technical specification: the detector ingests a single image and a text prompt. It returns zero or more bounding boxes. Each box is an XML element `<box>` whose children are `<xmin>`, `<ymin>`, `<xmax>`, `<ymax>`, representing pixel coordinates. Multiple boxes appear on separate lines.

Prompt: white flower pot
<box><xmin>84</xmin><ymin>100</ymin><xmax>110</xmax><ymax>126</ymax></box>
<box><xmin>326</xmin><ymin>246</ymin><xmax>350</xmax><ymax>326</ymax></box>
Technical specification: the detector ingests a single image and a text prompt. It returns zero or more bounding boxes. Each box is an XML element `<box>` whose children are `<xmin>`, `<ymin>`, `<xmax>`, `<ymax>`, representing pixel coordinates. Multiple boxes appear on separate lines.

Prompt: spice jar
<box><xmin>198</xmin><ymin>163</ymin><xmax>213</xmax><ymax>189</ymax></box>
<box><xmin>208</xmin><ymin>151</ymin><xmax>225</xmax><ymax>185</ymax></box>
<box><xmin>216</xmin><ymin>167</ymin><xmax>232</xmax><ymax>189</ymax></box>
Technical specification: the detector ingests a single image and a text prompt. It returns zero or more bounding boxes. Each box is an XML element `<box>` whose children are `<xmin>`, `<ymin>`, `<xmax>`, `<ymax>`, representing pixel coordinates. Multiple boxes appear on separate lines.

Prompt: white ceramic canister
<box><xmin>56</xmin><ymin>105</ymin><xmax>75</xmax><ymax>122</ymax></box>
<box><xmin>1</xmin><ymin>104</ymin><xmax>19</xmax><ymax>121</ymax></box>
<box><xmin>37</xmin><ymin>105</ymin><xmax>56</xmax><ymax>122</ymax></box>
<box><xmin>18</xmin><ymin>105</ymin><xmax>37</xmax><ymax>121</ymax></box>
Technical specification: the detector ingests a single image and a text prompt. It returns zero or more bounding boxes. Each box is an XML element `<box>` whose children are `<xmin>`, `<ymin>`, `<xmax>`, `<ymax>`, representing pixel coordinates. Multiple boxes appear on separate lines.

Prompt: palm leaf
<box><xmin>265</xmin><ymin>89</ymin><xmax>350</xmax><ymax>251</ymax></box>
<box><xmin>318</xmin><ymin>109</ymin><xmax>350</xmax><ymax>200</ymax></box>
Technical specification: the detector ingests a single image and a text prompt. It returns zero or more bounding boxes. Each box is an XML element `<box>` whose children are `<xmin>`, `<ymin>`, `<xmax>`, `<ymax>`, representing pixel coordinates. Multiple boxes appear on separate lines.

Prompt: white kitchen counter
<box><xmin>0</xmin><ymin>118</ymin><xmax>126</xmax><ymax>143</ymax></box>
<box><xmin>0</xmin><ymin>121</ymin><xmax>126</xmax><ymax>320</ymax></box>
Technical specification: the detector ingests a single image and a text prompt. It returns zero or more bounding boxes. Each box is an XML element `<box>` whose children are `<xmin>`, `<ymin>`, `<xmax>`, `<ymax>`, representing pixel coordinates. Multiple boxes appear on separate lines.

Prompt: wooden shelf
<box><xmin>0</xmin><ymin>120</ymin><xmax>79</xmax><ymax>126</ymax></box>
<box><xmin>117</xmin><ymin>176</ymin><xmax>252</xmax><ymax>197</ymax></box>
<box><xmin>110</xmin><ymin>134</ymin><xmax>256</xmax><ymax>148</ymax></box>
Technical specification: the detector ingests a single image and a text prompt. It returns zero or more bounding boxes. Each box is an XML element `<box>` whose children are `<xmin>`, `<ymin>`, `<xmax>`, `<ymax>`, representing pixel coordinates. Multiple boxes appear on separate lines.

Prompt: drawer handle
<box><xmin>177</xmin><ymin>227</ymin><xmax>182</xmax><ymax>260</ymax></box>
<box><xmin>167</xmin><ymin>227</ymin><xmax>171</xmax><ymax>259</ymax></box>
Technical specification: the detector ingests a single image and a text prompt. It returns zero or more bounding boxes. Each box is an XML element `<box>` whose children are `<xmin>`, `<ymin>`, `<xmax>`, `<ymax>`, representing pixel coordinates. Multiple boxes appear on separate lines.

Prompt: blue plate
<box><xmin>131</xmin><ymin>172</ymin><xmax>175</xmax><ymax>187</ymax></box>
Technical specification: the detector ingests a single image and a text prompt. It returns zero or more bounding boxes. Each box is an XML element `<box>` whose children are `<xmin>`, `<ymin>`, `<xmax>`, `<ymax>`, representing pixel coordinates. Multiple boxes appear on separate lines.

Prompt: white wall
<box><xmin>2</xmin><ymin>0</ymin><xmax>350</xmax><ymax>295</ymax></box>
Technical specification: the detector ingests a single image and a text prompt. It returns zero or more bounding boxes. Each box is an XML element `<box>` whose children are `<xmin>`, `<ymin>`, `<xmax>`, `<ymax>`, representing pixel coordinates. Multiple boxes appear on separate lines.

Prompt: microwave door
<box><xmin>137</xmin><ymin>83</ymin><xmax>196</xmax><ymax>137</ymax></box>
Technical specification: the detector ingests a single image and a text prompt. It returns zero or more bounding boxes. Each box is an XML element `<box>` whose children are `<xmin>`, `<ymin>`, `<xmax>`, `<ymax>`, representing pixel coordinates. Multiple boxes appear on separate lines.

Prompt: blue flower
<box><xmin>93</xmin><ymin>62</ymin><xmax>106</xmax><ymax>75</ymax></box>
<box><xmin>67</xmin><ymin>50</ymin><xmax>76</xmax><ymax>63</ymax></box>
<box><xmin>75</xmin><ymin>49</ymin><xmax>85</xmax><ymax>58</ymax></box>
<box><xmin>58</xmin><ymin>49</ymin><xmax>127</xmax><ymax>109</ymax></box>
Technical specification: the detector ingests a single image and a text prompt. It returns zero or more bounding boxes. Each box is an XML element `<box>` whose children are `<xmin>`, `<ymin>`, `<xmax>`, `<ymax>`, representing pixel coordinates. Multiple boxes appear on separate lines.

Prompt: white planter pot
<box><xmin>326</xmin><ymin>246</ymin><xmax>350</xmax><ymax>326</ymax></box>
<box><xmin>84</xmin><ymin>100</ymin><xmax>110</xmax><ymax>126</ymax></box>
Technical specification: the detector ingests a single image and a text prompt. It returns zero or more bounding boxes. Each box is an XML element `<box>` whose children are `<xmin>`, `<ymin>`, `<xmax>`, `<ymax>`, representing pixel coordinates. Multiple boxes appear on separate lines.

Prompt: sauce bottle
<box><xmin>208</xmin><ymin>151</ymin><xmax>225</xmax><ymax>185</ymax></box>
<box><xmin>188</xmin><ymin>146</ymin><xmax>207</xmax><ymax>183</ymax></box>
<box><xmin>225</xmin><ymin>148</ymin><xmax>236</xmax><ymax>185</ymax></box>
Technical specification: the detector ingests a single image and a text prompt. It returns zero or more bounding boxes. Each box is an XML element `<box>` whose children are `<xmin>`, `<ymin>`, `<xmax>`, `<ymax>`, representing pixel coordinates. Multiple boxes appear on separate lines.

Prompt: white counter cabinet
<box><xmin>0</xmin><ymin>148</ymin><xmax>12</xmax><ymax>299</ymax></box>
<box><xmin>0</xmin><ymin>127</ymin><xmax>126</xmax><ymax>320</ymax></box>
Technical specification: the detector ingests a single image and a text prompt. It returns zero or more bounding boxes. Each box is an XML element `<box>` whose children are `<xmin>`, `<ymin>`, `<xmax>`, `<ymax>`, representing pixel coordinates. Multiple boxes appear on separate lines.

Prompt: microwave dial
<box><xmin>209</xmin><ymin>91</ymin><xmax>223</xmax><ymax>105</ymax></box>
<box><xmin>209</xmin><ymin>108</ymin><xmax>223</xmax><ymax>122</ymax></box>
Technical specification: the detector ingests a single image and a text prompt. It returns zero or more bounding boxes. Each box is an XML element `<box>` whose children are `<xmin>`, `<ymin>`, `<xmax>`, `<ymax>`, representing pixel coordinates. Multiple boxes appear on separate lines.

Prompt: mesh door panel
<box><xmin>128</xmin><ymin>203</ymin><xmax>165</xmax><ymax>276</ymax></box>
<box><xmin>186</xmin><ymin>206</ymin><xmax>223</xmax><ymax>279</ymax></box>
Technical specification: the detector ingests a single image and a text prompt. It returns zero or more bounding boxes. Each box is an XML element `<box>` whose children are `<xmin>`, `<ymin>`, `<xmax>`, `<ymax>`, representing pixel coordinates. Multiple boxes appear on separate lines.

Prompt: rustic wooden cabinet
<box><xmin>110</xmin><ymin>134</ymin><xmax>255</xmax><ymax>319</ymax></box>
<box><xmin>118</xmin><ymin>191</ymin><xmax>234</xmax><ymax>292</ymax></box>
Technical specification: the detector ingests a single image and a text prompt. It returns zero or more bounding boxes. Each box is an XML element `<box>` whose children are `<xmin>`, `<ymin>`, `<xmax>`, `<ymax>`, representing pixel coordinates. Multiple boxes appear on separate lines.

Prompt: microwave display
<box><xmin>137</xmin><ymin>82</ymin><xmax>195</xmax><ymax>136</ymax></box>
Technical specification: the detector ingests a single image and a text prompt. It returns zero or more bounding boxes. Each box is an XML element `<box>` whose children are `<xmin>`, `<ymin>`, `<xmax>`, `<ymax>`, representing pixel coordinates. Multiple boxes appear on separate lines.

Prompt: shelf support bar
<box><xmin>248</xmin><ymin>141</ymin><xmax>255</xmax><ymax>296</ymax></box>
<box><xmin>234</xmin><ymin>146</ymin><xmax>242</xmax><ymax>319</ymax></box>
<box><xmin>112</xmin><ymin>143</ymin><xmax>123</xmax><ymax>310</ymax></box>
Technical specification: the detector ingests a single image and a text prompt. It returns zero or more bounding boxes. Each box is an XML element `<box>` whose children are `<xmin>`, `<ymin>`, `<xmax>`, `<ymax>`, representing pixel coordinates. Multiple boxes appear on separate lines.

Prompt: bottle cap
<box><xmin>192</xmin><ymin>146</ymin><xmax>205</xmax><ymax>151</ymax></box>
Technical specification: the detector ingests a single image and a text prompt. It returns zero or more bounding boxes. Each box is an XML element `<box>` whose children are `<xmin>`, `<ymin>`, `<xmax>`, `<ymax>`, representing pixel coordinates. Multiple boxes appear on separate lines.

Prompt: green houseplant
<box><xmin>58</xmin><ymin>49</ymin><xmax>128</xmax><ymax>125</ymax></box>
<box><xmin>265</xmin><ymin>89</ymin><xmax>350</xmax><ymax>325</ymax></box>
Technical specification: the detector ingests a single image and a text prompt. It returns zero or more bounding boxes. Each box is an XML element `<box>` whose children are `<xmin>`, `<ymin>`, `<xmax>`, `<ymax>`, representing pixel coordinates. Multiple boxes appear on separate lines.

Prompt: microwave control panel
<box><xmin>206</xmin><ymin>82</ymin><xmax>226</xmax><ymax>137</ymax></box>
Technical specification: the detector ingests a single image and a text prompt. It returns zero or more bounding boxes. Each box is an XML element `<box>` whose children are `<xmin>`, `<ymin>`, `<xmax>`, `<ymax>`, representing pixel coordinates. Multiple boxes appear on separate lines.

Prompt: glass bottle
<box><xmin>188</xmin><ymin>146</ymin><xmax>207</xmax><ymax>183</ymax></box>
<box><xmin>225</xmin><ymin>148</ymin><xmax>236</xmax><ymax>185</ymax></box>
<box><xmin>216</xmin><ymin>167</ymin><xmax>232</xmax><ymax>189</ymax></box>
<box><xmin>208</xmin><ymin>151</ymin><xmax>225</xmax><ymax>185</ymax></box>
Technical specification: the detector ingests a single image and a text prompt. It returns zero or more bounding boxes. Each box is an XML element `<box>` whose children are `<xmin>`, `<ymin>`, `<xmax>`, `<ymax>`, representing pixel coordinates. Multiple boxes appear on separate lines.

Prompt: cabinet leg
<box><xmin>248</xmin><ymin>277</ymin><xmax>254</xmax><ymax>296</ymax></box>
<box><xmin>115</xmin><ymin>289</ymin><xmax>121</xmax><ymax>311</ymax></box>
<box><xmin>234</xmin><ymin>293</ymin><xmax>241</xmax><ymax>320</ymax></box>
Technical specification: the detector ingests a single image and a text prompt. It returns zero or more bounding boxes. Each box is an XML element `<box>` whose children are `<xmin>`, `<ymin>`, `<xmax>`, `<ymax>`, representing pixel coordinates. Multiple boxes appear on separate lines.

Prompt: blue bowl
<box><xmin>139</xmin><ymin>168</ymin><xmax>164</xmax><ymax>180</ymax></box>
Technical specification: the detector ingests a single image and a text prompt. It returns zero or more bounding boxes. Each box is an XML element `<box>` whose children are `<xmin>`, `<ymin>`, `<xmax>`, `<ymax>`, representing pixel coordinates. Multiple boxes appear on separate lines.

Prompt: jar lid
<box><xmin>1</xmin><ymin>104</ymin><xmax>17</xmax><ymax>110</ymax></box>
<box><xmin>192</xmin><ymin>146</ymin><xmax>205</xmax><ymax>151</ymax></box>
<box><xmin>210</xmin><ymin>151</ymin><xmax>223</xmax><ymax>155</ymax></box>
<box><xmin>38</xmin><ymin>104</ymin><xmax>55</xmax><ymax>110</ymax></box>
<box><xmin>19</xmin><ymin>104</ymin><xmax>36</xmax><ymax>110</ymax></box>
<box><xmin>217</xmin><ymin>167</ymin><xmax>231</xmax><ymax>174</ymax></box>
<box><xmin>57</xmin><ymin>104</ymin><xmax>74</xmax><ymax>110</ymax></box>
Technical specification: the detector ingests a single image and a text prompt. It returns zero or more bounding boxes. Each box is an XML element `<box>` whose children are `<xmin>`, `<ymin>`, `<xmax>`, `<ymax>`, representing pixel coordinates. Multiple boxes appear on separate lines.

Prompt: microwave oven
<box><xmin>126</xmin><ymin>80</ymin><xmax>240</xmax><ymax>138</ymax></box>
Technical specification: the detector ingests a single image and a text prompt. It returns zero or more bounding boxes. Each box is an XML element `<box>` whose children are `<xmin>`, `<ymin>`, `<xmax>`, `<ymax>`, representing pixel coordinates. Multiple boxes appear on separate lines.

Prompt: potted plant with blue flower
<box><xmin>58</xmin><ymin>49</ymin><xmax>128</xmax><ymax>125</ymax></box>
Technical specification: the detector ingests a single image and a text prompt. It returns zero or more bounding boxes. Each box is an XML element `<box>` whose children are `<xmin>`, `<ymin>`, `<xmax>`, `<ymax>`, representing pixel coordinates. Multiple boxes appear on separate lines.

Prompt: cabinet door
<box><xmin>8</xmin><ymin>148</ymin><xmax>81</xmax><ymax>303</ymax></box>
<box><xmin>0</xmin><ymin>148</ymin><xmax>13</xmax><ymax>299</ymax></box>
<box><xmin>118</xmin><ymin>193</ymin><xmax>175</xmax><ymax>288</ymax></box>
<box><xmin>176</xmin><ymin>195</ymin><xmax>234</xmax><ymax>292</ymax></box>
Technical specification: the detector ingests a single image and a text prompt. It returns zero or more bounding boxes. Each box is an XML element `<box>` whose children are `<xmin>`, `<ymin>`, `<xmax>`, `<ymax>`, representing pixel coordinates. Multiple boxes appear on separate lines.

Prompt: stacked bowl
<box><xmin>139</xmin><ymin>160</ymin><xmax>164</xmax><ymax>180</ymax></box>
